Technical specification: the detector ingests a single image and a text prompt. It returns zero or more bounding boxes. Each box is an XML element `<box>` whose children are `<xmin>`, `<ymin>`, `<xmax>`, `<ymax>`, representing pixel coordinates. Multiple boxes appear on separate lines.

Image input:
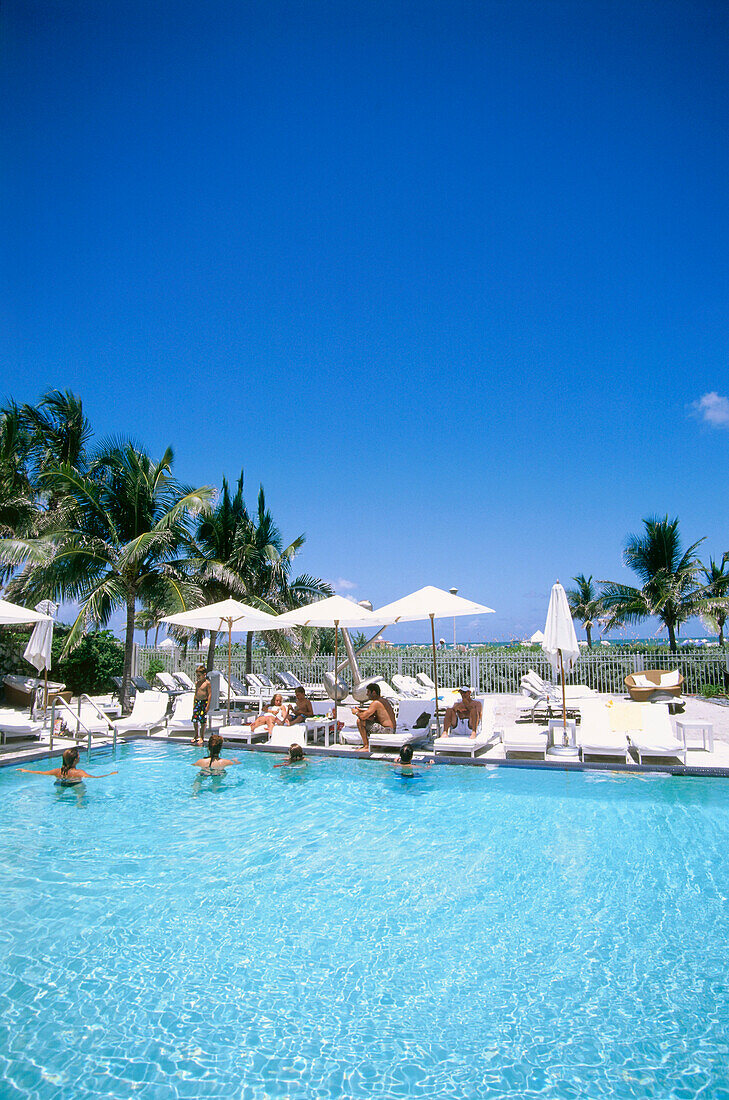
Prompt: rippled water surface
<box><xmin>1</xmin><ymin>743</ymin><xmax>728</xmax><ymax>1099</ymax></box>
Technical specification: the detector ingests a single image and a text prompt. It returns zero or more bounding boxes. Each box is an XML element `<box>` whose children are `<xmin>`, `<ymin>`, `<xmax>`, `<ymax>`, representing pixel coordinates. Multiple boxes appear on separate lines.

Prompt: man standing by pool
<box><xmin>442</xmin><ymin>687</ymin><xmax>482</xmax><ymax>738</ymax></box>
<box><xmin>352</xmin><ymin>682</ymin><xmax>396</xmax><ymax>751</ymax></box>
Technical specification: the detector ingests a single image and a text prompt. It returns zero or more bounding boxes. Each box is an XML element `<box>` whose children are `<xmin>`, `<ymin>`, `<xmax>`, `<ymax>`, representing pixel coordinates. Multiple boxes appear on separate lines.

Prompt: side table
<box><xmin>675</xmin><ymin>718</ymin><xmax>714</xmax><ymax>752</ymax></box>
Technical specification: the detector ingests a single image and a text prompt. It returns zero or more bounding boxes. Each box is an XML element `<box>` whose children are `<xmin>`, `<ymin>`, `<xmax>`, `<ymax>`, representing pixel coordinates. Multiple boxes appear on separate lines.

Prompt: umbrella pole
<box><xmin>430</xmin><ymin>614</ymin><xmax>441</xmax><ymax>735</ymax></box>
<box><xmin>44</xmin><ymin>668</ymin><xmax>48</xmax><ymax>719</ymax></box>
<box><xmin>559</xmin><ymin>648</ymin><xmax>567</xmax><ymax>731</ymax></box>
<box><xmin>227</xmin><ymin>620</ymin><xmax>232</xmax><ymax>728</ymax></box>
<box><xmin>333</xmin><ymin>620</ymin><xmax>339</xmax><ymax>732</ymax></box>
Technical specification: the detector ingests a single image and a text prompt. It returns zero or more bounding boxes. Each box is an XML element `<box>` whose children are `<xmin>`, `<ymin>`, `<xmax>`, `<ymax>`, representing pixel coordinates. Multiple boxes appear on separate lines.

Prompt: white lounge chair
<box><xmin>173</xmin><ymin>671</ymin><xmax>195</xmax><ymax>690</ymax></box>
<box><xmin>392</xmin><ymin>674</ymin><xmax>430</xmax><ymax>698</ymax></box>
<box><xmin>155</xmin><ymin>671</ymin><xmax>184</xmax><ymax>694</ymax></box>
<box><xmin>501</xmin><ymin>724</ymin><xmax>549</xmax><ymax>759</ymax></box>
<box><xmin>0</xmin><ymin>710</ymin><xmax>43</xmax><ymax>744</ymax></box>
<box><xmin>628</xmin><ymin>705</ymin><xmax>687</xmax><ymax>765</ymax></box>
<box><xmin>521</xmin><ymin>669</ymin><xmax>595</xmax><ymax>703</ymax></box>
<box><xmin>113</xmin><ymin>691</ymin><xmax>169</xmax><ymax>737</ymax></box>
<box><xmin>433</xmin><ymin>698</ymin><xmax>499</xmax><ymax>760</ymax></box>
<box><xmin>166</xmin><ymin>692</ymin><xmax>197</xmax><ymax>736</ymax></box>
<box><xmin>577</xmin><ymin>700</ymin><xmax>631</xmax><ymax>763</ymax></box>
<box><xmin>218</xmin><ymin>722</ymin><xmax>269</xmax><ymax>745</ymax></box>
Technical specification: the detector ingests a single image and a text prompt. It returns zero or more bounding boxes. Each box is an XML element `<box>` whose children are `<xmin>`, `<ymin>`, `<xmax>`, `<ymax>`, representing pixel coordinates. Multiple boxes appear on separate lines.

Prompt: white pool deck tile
<box><xmin>3</xmin><ymin>692</ymin><xmax>729</xmax><ymax>773</ymax></box>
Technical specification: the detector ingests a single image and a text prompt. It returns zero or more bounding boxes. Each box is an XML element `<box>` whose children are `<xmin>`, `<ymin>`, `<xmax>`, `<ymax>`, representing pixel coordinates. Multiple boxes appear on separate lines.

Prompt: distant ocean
<box><xmin>385</xmin><ymin>638</ymin><xmax>720</xmax><ymax>648</ymax></box>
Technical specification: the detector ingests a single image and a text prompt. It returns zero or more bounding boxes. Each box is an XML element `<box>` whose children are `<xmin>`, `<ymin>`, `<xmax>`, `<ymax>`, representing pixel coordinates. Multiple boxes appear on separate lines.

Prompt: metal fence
<box><xmin>134</xmin><ymin>645</ymin><xmax>729</xmax><ymax>696</ymax></box>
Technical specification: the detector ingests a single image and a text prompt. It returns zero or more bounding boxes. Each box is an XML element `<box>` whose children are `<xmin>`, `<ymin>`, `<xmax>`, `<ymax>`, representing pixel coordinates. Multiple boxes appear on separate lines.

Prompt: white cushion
<box><xmin>631</xmin><ymin>674</ymin><xmax>653</xmax><ymax>689</ymax></box>
<box><xmin>660</xmin><ymin>670</ymin><xmax>680</xmax><ymax>688</ymax></box>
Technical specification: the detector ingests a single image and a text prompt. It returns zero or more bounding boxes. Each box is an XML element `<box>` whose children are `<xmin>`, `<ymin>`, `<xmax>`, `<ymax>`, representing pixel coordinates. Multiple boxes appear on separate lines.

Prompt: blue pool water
<box><xmin>1</xmin><ymin>743</ymin><xmax>728</xmax><ymax>1099</ymax></box>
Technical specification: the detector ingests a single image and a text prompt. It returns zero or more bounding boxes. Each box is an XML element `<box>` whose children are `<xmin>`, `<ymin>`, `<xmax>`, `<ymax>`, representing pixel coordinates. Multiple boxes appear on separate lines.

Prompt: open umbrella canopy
<box><xmin>23</xmin><ymin>600</ymin><xmax>58</xmax><ymax>673</ymax></box>
<box><xmin>273</xmin><ymin>594</ymin><xmax>391</xmax><ymax>629</ymax></box>
<box><xmin>542</xmin><ymin>582</ymin><xmax>579</xmax><ymax>678</ymax></box>
<box><xmin>372</xmin><ymin>587</ymin><xmax>494</xmax><ymax>730</ymax></box>
<box><xmin>373</xmin><ymin>586</ymin><xmax>495</xmax><ymax>622</ymax></box>
<box><xmin>530</xmin><ymin>629</ymin><xmax>545</xmax><ymax>644</ymax></box>
<box><xmin>161</xmin><ymin>598</ymin><xmax>279</xmax><ymax>633</ymax></box>
<box><xmin>0</xmin><ymin>598</ymin><xmax>53</xmax><ymax>626</ymax></box>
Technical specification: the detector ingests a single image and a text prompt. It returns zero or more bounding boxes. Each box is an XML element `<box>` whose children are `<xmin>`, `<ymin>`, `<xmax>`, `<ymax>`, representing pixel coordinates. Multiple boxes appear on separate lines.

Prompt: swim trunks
<box><xmin>192</xmin><ymin>699</ymin><xmax>208</xmax><ymax>722</ymax></box>
<box><xmin>364</xmin><ymin>719</ymin><xmax>390</xmax><ymax>736</ymax></box>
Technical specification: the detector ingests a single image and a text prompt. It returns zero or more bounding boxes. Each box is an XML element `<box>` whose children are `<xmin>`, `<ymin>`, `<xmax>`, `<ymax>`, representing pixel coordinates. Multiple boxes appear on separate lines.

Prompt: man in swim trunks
<box><xmin>287</xmin><ymin>686</ymin><xmax>314</xmax><ymax>725</ymax></box>
<box><xmin>352</xmin><ymin>683</ymin><xmax>396</xmax><ymax>751</ymax></box>
<box><xmin>442</xmin><ymin>687</ymin><xmax>482</xmax><ymax>738</ymax></box>
<box><xmin>192</xmin><ymin>664</ymin><xmax>211</xmax><ymax>746</ymax></box>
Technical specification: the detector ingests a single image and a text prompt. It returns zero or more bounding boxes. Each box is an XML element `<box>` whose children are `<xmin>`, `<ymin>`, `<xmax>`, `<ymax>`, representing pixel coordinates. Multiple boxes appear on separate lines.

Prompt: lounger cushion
<box><xmin>660</xmin><ymin>670</ymin><xmax>681</xmax><ymax>688</ymax></box>
<box><xmin>631</xmin><ymin>674</ymin><xmax>653</xmax><ymax>689</ymax></box>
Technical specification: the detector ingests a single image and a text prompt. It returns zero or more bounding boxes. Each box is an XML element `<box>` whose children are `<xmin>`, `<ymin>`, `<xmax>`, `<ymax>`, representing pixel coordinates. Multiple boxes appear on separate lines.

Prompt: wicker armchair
<box><xmin>624</xmin><ymin>670</ymin><xmax>683</xmax><ymax>702</ymax></box>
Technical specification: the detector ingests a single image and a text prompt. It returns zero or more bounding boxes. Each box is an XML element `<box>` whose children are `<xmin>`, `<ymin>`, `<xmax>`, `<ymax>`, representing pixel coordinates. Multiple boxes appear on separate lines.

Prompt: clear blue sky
<box><xmin>3</xmin><ymin>0</ymin><xmax>729</xmax><ymax>643</ymax></box>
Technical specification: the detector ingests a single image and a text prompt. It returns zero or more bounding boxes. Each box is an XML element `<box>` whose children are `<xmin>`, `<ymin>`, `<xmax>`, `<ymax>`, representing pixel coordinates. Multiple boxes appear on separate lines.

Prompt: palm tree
<box><xmin>0</xmin><ymin>400</ymin><xmax>36</xmax><ymax>544</ymax></box>
<box><xmin>700</xmin><ymin>553</ymin><xmax>729</xmax><ymax>646</ymax></box>
<box><xmin>0</xmin><ymin>441</ymin><xmax>212</xmax><ymax>709</ymax></box>
<box><xmin>565</xmin><ymin>574</ymin><xmax>600</xmax><ymax>648</ymax></box>
<box><xmin>227</xmin><ymin>485</ymin><xmax>331</xmax><ymax>671</ymax></box>
<box><xmin>600</xmin><ymin>516</ymin><xmax>717</xmax><ymax>652</ymax></box>
<box><xmin>21</xmin><ymin>389</ymin><xmax>91</xmax><ymax>479</ymax></box>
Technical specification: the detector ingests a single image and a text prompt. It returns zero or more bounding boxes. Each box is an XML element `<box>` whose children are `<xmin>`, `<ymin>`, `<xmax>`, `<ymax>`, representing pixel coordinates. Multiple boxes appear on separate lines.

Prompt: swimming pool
<box><xmin>1</xmin><ymin>742</ymin><xmax>728</xmax><ymax>1099</ymax></box>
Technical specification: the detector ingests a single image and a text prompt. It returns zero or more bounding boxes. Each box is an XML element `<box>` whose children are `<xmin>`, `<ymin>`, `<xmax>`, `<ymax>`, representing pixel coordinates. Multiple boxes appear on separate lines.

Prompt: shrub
<box><xmin>143</xmin><ymin>657</ymin><xmax>167</xmax><ymax>682</ymax></box>
<box><xmin>698</xmin><ymin>682</ymin><xmax>727</xmax><ymax>698</ymax></box>
<box><xmin>50</xmin><ymin>627</ymin><xmax>124</xmax><ymax>695</ymax></box>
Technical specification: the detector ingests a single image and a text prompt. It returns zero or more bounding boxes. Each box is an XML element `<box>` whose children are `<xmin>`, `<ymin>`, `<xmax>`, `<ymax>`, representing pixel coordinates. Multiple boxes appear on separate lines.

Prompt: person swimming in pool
<box><xmin>386</xmin><ymin>744</ymin><xmax>432</xmax><ymax>778</ymax></box>
<box><xmin>192</xmin><ymin>733</ymin><xmax>240</xmax><ymax>774</ymax></box>
<box><xmin>19</xmin><ymin>746</ymin><xmax>118</xmax><ymax>785</ymax></box>
<box><xmin>273</xmin><ymin>743</ymin><xmax>307</xmax><ymax>768</ymax></box>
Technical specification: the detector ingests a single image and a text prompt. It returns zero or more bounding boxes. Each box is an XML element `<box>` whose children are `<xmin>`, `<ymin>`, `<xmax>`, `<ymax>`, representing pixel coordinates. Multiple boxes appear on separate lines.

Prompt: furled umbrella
<box><xmin>160</xmin><ymin>598</ymin><xmax>280</xmax><ymax>726</ymax></box>
<box><xmin>23</xmin><ymin>600</ymin><xmax>58</xmax><ymax>715</ymax></box>
<box><xmin>272</xmin><ymin>595</ymin><xmax>393</xmax><ymax>730</ymax></box>
<box><xmin>542</xmin><ymin>581</ymin><xmax>580</xmax><ymax>732</ymax></box>
<box><xmin>372</xmin><ymin>586</ymin><xmax>495</xmax><ymax>732</ymax></box>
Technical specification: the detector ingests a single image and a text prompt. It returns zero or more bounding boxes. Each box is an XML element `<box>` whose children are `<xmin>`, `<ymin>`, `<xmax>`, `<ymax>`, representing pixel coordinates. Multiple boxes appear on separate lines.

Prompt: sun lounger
<box><xmin>155</xmin><ymin>671</ymin><xmax>184</xmax><ymax>695</ymax></box>
<box><xmin>165</xmin><ymin>692</ymin><xmax>195</xmax><ymax>736</ymax></box>
<box><xmin>113</xmin><ymin>691</ymin><xmax>169</xmax><ymax>736</ymax></box>
<box><xmin>392</xmin><ymin>674</ymin><xmax>430</xmax><ymax>698</ymax></box>
<box><xmin>624</xmin><ymin>669</ymin><xmax>684</xmax><ymax>702</ymax></box>
<box><xmin>218</xmin><ymin>723</ymin><xmax>269</xmax><ymax>745</ymax></box>
<box><xmin>0</xmin><ymin>711</ymin><xmax>43</xmax><ymax>744</ymax></box>
<box><xmin>577</xmin><ymin>700</ymin><xmax>631</xmax><ymax>763</ymax></box>
<box><xmin>521</xmin><ymin>669</ymin><xmax>594</xmax><ymax>703</ymax></box>
<box><xmin>501</xmin><ymin>725</ymin><xmax>549</xmax><ymax>759</ymax></box>
<box><xmin>628</xmin><ymin>705</ymin><xmax>687</xmax><ymax>765</ymax></box>
<box><xmin>173</xmin><ymin>671</ymin><xmax>195</xmax><ymax>690</ymax></box>
<box><xmin>433</xmin><ymin>699</ymin><xmax>499</xmax><ymax>759</ymax></box>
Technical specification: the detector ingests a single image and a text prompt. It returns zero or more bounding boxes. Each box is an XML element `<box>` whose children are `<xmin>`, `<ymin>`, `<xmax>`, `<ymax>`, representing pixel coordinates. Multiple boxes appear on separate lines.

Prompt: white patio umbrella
<box><xmin>0</xmin><ymin>598</ymin><xmax>53</xmax><ymax>626</ymax></box>
<box><xmin>272</xmin><ymin>595</ymin><xmax>392</xmax><ymax>728</ymax></box>
<box><xmin>542</xmin><ymin>581</ymin><xmax>580</xmax><ymax>729</ymax></box>
<box><xmin>161</xmin><ymin>598</ymin><xmax>280</xmax><ymax>725</ymax></box>
<box><xmin>23</xmin><ymin>600</ymin><xmax>58</xmax><ymax>715</ymax></box>
<box><xmin>372</xmin><ymin>586</ymin><xmax>495</xmax><ymax>731</ymax></box>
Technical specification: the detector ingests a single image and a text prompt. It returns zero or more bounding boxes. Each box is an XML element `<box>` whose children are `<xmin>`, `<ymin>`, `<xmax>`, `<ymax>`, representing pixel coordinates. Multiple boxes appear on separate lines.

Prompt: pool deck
<box><xmin>3</xmin><ymin>691</ymin><xmax>729</xmax><ymax>776</ymax></box>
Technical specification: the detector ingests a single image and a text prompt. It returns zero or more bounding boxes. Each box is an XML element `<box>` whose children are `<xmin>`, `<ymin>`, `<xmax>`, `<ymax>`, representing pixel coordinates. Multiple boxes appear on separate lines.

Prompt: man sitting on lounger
<box><xmin>443</xmin><ymin>688</ymin><xmax>482</xmax><ymax>738</ymax></box>
<box><xmin>352</xmin><ymin>683</ymin><xmax>396</xmax><ymax>751</ymax></box>
<box><xmin>288</xmin><ymin>686</ymin><xmax>314</xmax><ymax>725</ymax></box>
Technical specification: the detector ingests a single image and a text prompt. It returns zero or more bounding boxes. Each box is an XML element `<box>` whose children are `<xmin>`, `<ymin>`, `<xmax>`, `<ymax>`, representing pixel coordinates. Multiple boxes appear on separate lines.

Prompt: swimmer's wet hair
<box><xmin>367</xmin><ymin>682</ymin><xmax>381</xmax><ymax>696</ymax></box>
<box><xmin>289</xmin><ymin>744</ymin><xmax>304</xmax><ymax>762</ymax></box>
<box><xmin>60</xmin><ymin>747</ymin><xmax>79</xmax><ymax>776</ymax></box>
<box><xmin>399</xmin><ymin>745</ymin><xmax>413</xmax><ymax>764</ymax></box>
<box><xmin>208</xmin><ymin>733</ymin><xmax>223</xmax><ymax>762</ymax></box>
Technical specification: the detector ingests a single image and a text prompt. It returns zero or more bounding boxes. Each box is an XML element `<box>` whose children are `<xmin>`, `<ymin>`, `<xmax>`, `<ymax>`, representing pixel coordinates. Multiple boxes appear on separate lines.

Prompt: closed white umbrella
<box><xmin>372</xmin><ymin>586</ymin><xmax>495</xmax><ymax>731</ymax></box>
<box><xmin>23</xmin><ymin>600</ymin><xmax>58</xmax><ymax>717</ymax></box>
<box><xmin>161</xmin><ymin>599</ymin><xmax>280</xmax><ymax>725</ymax></box>
<box><xmin>542</xmin><ymin>581</ymin><xmax>580</xmax><ymax>728</ymax></box>
<box><xmin>273</xmin><ymin>596</ymin><xmax>392</xmax><ymax>727</ymax></box>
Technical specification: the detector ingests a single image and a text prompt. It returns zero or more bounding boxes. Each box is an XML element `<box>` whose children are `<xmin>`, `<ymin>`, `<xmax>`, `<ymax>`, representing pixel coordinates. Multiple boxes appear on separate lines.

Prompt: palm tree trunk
<box><xmin>154</xmin><ymin>622</ymin><xmax>160</xmax><ymax>646</ymax></box>
<box><xmin>667</xmin><ymin>622</ymin><xmax>678</xmax><ymax>652</ymax></box>
<box><xmin>586</xmin><ymin>623</ymin><xmax>593</xmax><ymax>648</ymax></box>
<box><xmin>206</xmin><ymin>631</ymin><xmax>217</xmax><ymax>673</ymax></box>
<box><xmin>122</xmin><ymin>592</ymin><xmax>136</xmax><ymax>713</ymax></box>
<box><xmin>246</xmin><ymin>630</ymin><xmax>253</xmax><ymax>674</ymax></box>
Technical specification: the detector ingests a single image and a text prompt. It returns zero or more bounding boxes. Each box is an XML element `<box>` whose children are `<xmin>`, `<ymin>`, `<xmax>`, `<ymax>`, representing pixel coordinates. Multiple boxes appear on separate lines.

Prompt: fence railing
<box><xmin>134</xmin><ymin>645</ymin><xmax>729</xmax><ymax>696</ymax></box>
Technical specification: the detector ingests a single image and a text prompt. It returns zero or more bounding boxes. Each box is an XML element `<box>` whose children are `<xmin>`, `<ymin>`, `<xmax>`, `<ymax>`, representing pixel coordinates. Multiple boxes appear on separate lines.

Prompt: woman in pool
<box><xmin>19</xmin><ymin>746</ymin><xmax>118</xmax><ymax>785</ymax></box>
<box><xmin>251</xmin><ymin>693</ymin><xmax>289</xmax><ymax>737</ymax></box>
<box><xmin>273</xmin><ymin>743</ymin><xmax>307</xmax><ymax>768</ymax></box>
<box><xmin>192</xmin><ymin>733</ymin><xmax>240</xmax><ymax>774</ymax></box>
